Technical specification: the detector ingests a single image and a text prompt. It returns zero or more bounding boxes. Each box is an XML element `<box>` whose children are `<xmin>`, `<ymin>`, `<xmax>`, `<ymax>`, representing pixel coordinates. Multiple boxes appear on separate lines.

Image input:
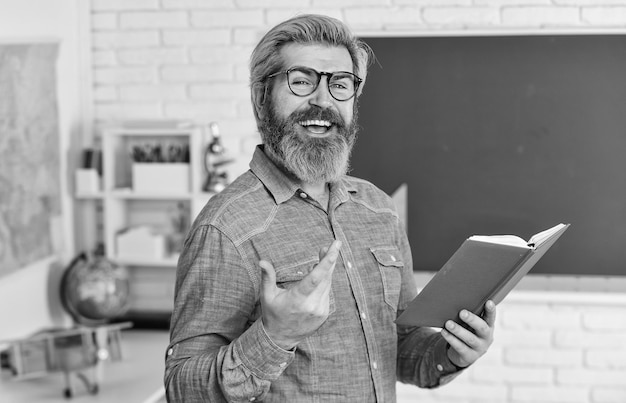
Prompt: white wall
<box><xmin>0</xmin><ymin>0</ymin><xmax>86</xmax><ymax>339</ymax></box>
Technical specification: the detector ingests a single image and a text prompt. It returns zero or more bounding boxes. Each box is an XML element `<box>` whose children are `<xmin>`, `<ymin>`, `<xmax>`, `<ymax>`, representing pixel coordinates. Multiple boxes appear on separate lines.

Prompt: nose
<box><xmin>309</xmin><ymin>76</ymin><xmax>334</xmax><ymax>108</ymax></box>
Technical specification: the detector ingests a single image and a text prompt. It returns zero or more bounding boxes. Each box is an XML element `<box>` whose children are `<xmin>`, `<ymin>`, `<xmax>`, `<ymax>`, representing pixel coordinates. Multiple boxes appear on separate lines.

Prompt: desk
<box><xmin>0</xmin><ymin>330</ymin><xmax>168</xmax><ymax>403</ymax></box>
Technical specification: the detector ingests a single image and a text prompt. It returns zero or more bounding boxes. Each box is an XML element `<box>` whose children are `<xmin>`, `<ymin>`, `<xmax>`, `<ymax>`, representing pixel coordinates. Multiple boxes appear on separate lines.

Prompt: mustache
<box><xmin>289</xmin><ymin>106</ymin><xmax>345</xmax><ymax>128</ymax></box>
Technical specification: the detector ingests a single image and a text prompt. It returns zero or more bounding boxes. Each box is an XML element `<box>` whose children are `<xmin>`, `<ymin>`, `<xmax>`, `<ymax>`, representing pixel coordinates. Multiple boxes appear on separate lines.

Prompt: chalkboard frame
<box><xmin>351</xmin><ymin>32</ymin><xmax>626</xmax><ymax>277</ymax></box>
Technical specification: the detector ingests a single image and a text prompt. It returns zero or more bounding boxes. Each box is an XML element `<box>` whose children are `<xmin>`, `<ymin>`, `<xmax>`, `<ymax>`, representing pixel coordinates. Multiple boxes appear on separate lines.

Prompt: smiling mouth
<box><xmin>298</xmin><ymin>119</ymin><xmax>333</xmax><ymax>135</ymax></box>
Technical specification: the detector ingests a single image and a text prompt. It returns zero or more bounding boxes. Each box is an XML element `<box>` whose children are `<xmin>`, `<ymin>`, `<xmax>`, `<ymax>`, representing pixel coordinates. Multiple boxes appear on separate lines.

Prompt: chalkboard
<box><xmin>351</xmin><ymin>35</ymin><xmax>626</xmax><ymax>276</ymax></box>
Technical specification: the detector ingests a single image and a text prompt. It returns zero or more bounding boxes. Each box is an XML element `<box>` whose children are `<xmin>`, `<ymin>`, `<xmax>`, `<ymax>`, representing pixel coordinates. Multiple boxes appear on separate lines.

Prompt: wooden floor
<box><xmin>0</xmin><ymin>329</ymin><xmax>169</xmax><ymax>403</ymax></box>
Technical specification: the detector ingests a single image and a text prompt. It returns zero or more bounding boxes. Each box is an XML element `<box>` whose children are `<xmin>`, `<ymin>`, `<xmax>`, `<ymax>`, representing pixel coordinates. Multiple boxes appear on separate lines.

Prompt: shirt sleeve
<box><xmin>396</xmin><ymin>324</ymin><xmax>464</xmax><ymax>388</ymax></box>
<box><xmin>393</xmin><ymin>218</ymin><xmax>465</xmax><ymax>388</ymax></box>
<box><xmin>164</xmin><ymin>225</ymin><xmax>294</xmax><ymax>402</ymax></box>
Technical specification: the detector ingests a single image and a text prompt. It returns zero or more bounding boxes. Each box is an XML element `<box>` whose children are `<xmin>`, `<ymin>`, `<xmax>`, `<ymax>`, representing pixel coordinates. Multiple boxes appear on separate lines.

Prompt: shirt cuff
<box><xmin>234</xmin><ymin>318</ymin><xmax>295</xmax><ymax>380</ymax></box>
<box><xmin>432</xmin><ymin>338</ymin><xmax>466</xmax><ymax>385</ymax></box>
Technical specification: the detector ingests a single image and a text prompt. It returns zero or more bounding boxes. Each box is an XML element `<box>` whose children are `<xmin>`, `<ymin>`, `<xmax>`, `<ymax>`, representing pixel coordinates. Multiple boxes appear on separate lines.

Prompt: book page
<box><xmin>528</xmin><ymin>223</ymin><xmax>567</xmax><ymax>246</ymax></box>
<box><xmin>468</xmin><ymin>223</ymin><xmax>567</xmax><ymax>248</ymax></box>
<box><xmin>468</xmin><ymin>234</ymin><xmax>529</xmax><ymax>247</ymax></box>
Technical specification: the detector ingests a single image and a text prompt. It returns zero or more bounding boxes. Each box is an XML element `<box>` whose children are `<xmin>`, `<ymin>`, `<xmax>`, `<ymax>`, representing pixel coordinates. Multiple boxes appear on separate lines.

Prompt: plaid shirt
<box><xmin>164</xmin><ymin>146</ymin><xmax>461</xmax><ymax>402</ymax></box>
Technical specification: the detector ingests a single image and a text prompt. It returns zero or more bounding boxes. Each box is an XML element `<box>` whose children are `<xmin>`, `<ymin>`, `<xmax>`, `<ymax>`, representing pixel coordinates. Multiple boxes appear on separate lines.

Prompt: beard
<box><xmin>259</xmin><ymin>103</ymin><xmax>359</xmax><ymax>184</ymax></box>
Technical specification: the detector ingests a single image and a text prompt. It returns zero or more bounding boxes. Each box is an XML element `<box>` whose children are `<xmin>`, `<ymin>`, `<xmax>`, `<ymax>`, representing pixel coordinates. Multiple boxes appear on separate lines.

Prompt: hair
<box><xmin>249</xmin><ymin>14</ymin><xmax>374</xmax><ymax>116</ymax></box>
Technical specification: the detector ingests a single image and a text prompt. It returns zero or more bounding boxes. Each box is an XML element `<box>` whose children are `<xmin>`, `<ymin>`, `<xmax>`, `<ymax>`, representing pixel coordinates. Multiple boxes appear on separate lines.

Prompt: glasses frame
<box><xmin>267</xmin><ymin>66</ymin><xmax>363</xmax><ymax>101</ymax></box>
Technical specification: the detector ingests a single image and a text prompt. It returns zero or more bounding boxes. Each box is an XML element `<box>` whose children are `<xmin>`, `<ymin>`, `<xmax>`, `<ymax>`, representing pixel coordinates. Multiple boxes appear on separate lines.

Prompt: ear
<box><xmin>251</xmin><ymin>83</ymin><xmax>267</xmax><ymax>120</ymax></box>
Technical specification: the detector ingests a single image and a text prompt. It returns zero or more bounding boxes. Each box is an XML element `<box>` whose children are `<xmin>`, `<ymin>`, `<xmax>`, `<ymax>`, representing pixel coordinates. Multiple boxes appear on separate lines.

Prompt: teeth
<box><xmin>299</xmin><ymin>120</ymin><xmax>331</xmax><ymax>127</ymax></box>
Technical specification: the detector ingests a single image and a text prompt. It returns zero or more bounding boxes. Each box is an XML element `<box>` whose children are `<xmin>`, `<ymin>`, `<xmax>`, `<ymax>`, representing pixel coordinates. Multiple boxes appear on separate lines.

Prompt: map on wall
<box><xmin>0</xmin><ymin>43</ymin><xmax>61</xmax><ymax>277</ymax></box>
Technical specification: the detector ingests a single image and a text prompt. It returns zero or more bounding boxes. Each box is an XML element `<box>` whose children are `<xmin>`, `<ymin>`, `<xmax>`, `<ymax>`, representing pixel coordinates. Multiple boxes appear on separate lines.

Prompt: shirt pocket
<box><xmin>275</xmin><ymin>258</ymin><xmax>336</xmax><ymax>315</ymax></box>
<box><xmin>370</xmin><ymin>246</ymin><xmax>404</xmax><ymax>312</ymax></box>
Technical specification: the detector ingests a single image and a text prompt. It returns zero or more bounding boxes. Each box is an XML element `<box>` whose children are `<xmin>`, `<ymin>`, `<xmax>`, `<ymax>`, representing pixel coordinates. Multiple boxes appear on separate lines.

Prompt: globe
<box><xmin>60</xmin><ymin>252</ymin><xmax>130</xmax><ymax>325</ymax></box>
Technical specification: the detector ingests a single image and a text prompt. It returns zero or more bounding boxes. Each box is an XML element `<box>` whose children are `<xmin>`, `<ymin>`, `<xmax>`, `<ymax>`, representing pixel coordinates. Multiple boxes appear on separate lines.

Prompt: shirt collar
<box><xmin>249</xmin><ymin>145</ymin><xmax>357</xmax><ymax>205</ymax></box>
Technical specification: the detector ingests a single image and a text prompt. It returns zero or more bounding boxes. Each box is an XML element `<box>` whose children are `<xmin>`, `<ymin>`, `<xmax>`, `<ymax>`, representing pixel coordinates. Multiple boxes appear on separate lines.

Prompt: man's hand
<box><xmin>259</xmin><ymin>240</ymin><xmax>341</xmax><ymax>350</ymax></box>
<box><xmin>441</xmin><ymin>300</ymin><xmax>496</xmax><ymax>368</ymax></box>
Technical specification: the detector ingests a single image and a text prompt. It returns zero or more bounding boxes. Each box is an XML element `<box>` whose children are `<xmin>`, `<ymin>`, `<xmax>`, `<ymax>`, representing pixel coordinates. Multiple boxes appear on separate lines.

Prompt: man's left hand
<box><xmin>441</xmin><ymin>300</ymin><xmax>496</xmax><ymax>368</ymax></box>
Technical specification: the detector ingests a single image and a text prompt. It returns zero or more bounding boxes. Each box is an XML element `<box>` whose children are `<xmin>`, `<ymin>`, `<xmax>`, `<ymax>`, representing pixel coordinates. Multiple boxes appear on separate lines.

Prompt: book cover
<box><xmin>396</xmin><ymin>223</ymin><xmax>570</xmax><ymax>328</ymax></box>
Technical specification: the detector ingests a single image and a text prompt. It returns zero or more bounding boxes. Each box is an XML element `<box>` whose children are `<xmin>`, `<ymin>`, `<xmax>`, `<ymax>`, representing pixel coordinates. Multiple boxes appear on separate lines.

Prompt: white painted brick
<box><xmin>582</xmin><ymin>308</ymin><xmax>626</xmax><ymax>330</ymax></box>
<box><xmin>426</xmin><ymin>381</ymin><xmax>508</xmax><ymax>401</ymax></box>
<box><xmin>163</xmin><ymin>29</ymin><xmax>231</xmax><ymax>45</ymax></box>
<box><xmin>591</xmin><ymin>387</ymin><xmax>626</xmax><ymax>403</ymax></box>
<box><xmin>395</xmin><ymin>0</ymin><xmax>471</xmax><ymax>4</ymax></box>
<box><xmin>555</xmin><ymin>0</ymin><xmax>626</xmax><ymax>4</ymax></box>
<box><xmin>120</xmin><ymin>11</ymin><xmax>189</xmax><ymax>29</ymax></box>
<box><xmin>118</xmin><ymin>48</ymin><xmax>187</xmax><ymax>65</ymax></box>
<box><xmin>557</xmin><ymin>368</ymin><xmax>626</xmax><ymax>386</ymax></box>
<box><xmin>344</xmin><ymin>7</ymin><xmax>424</xmax><ymax>30</ymax></box>
<box><xmin>164</xmin><ymin>101</ymin><xmax>238</xmax><ymax>119</ymax></box>
<box><xmin>190</xmin><ymin>46</ymin><xmax>253</xmax><ymax>65</ymax></box>
<box><xmin>161</xmin><ymin>0</ymin><xmax>236</xmax><ymax>9</ymax></box>
<box><xmin>91</xmin><ymin>0</ymin><xmax>159</xmax><ymax>11</ymax></box>
<box><xmin>94</xmin><ymin>103</ymin><xmax>161</xmax><ymax>120</ymax></box>
<box><xmin>94</xmin><ymin>67</ymin><xmax>155</xmax><ymax>84</ymax></box>
<box><xmin>423</xmin><ymin>7</ymin><xmax>500</xmax><ymax>26</ymax></box>
<box><xmin>266</xmin><ymin>9</ymin><xmax>344</xmax><ymax>26</ymax></box>
<box><xmin>236</xmin><ymin>100</ymin><xmax>254</xmax><ymax>118</ymax></box>
<box><xmin>233</xmin><ymin>28</ymin><xmax>264</xmax><ymax>45</ymax></box>
<box><xmin>505</xmin><ymin>347</ymin><xmax>582</xmax><ymax>367</ymax></box>
<box><xmin>554</xmin><ymin>330</ymin><xmax>625</xmax><ymax>349</ymax></box>
<box><xmin>92</xmin><ymin>31</ymin><xmax>160</xmax><ymax>49</ymax></box>
<box><xmin>239</xmin><ymin>0</ymin><xmax>310</xmax><ymax>7</ymax></box>
<box><xmin>475</xmin><ymin>0</ymin><xmax>550</xmax><ymax>4</ymax></box>
<box><xmin>92</xmin><ymin>13</ymin><xmax>118</xmax><ymax>30</ymax></box>
<box><xmin>512</xmin><ymin>385</ymin><xmax>589</xmax><ymax>403</ymax></box>
<box><xmin>92</xmin><ymin>50</ymin><xmax>117</xmax><ymax>66</ymax></box>
<box><xmin>160</xmin><ymin>65</ymin><xmax>233</xmax><ymax>82</ymax></box>
<box><xmin>500</xmin><ymin>306</ymin><xmax>581</xmax><ymax>330</ymax></box>
<box><xmin>312</xmin><ymin>0</ymin><xmax>389</xmax><ymax>6</ymax></box>
<box><xmin>191</xmin><ymin>10</ymin><xmax>264</xmax><ymax>28</ymax></box>
<box><xmin>583</xmin><ymin>7</ymin><xmax>626</xmax><ymax>26</ymax></box>
<box><xmin>585</xmin><ymin>349</ymin><xmax>626</xmax><ymax>369</ymax></box>
<box><xmin>119</xmin><ymin>85</ymin><xmax>187</xmax><ymax>101</ymax></box>
<box><xmin>471</xmin><ymin>364</ymin><xmax>553</xmax><ymax>384</ymax></box>
<box><xmin>501</xmin><ymin>6</ymin><xmax>581</xmax><ymax>26</ymax></box>
<box><xmin>495</xmin><ymin>328</ymin><xmax>552</xmax><ymax>347</ymax></box>
<box><xmin>235</xmin><ymin>65</ymin><xmax>250</xmax><ymax>82</ymax></box>
<box><xmin>94</xmin><ymin>86</ymin><xmax>118</xmax><ymax>101</ymax></box>
<box><xmin>189</xmin><ymin>83</ymin><xmax>250</xmax><ymax>100</ymax></box>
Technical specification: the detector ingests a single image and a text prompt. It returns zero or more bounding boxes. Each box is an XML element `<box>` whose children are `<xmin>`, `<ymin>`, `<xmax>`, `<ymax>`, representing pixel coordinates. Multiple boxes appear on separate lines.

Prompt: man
<box><xmin>164</xmin><ymin>14</ymin><xmax>495</xmax><ymax>402</ymax></box>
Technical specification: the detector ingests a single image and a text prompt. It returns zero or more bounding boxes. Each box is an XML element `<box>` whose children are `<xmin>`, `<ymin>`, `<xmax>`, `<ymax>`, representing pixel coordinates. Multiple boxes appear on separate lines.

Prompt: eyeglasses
<box><xmin>267</xmin><ymin>66</ymin><xmax>362</xmax><ymax>101</ymax></box>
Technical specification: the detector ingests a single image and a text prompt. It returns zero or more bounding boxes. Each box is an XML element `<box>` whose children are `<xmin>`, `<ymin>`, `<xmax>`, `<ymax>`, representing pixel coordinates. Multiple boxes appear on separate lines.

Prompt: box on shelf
<box><xmin>132</xmin><ymin>163</ymin><xmax>189</xmax><ymax>194</ymax></box>
<box><xmin>116</xmin><ymin>226</ymin><xmax>166</xmax><ymax>260</ymax></box>
<box><xmin>75</xmin><ymin>168</ymin><xmax>100</xmax><ymax>194</ymax></box>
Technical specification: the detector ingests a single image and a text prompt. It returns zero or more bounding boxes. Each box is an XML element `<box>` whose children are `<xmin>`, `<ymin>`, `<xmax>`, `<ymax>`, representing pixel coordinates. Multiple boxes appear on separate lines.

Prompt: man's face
<box><xmin>258</xmin><ymin>43</ymin><xmax>359</xmax><ymax>184</ymax></box>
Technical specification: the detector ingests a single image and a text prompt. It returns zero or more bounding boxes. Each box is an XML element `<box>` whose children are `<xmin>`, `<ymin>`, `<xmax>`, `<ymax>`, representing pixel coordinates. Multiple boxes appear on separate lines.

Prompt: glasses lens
<box><xmin>287</xmin><ymin>68</ymin><xmax>318</xmax><ymax>96</ymax></box>
<box><xmin>328</xmin><ymin>72</ymin><xmax>357</xmax><ymax>101</ymax></box>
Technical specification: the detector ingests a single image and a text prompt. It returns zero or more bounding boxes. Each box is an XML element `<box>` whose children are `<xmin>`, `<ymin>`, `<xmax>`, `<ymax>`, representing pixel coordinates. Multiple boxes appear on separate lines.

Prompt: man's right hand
<box><xmin>259</xmin><ymin>240</ymin><xmax>342</xmax><ymax>350</ymax></box>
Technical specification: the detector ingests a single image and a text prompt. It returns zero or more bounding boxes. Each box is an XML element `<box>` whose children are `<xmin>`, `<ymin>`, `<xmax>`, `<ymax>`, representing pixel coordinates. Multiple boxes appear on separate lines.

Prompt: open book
<box><xmin>396</xmin><ymin>223</ymin><xmax>570</xmax><ymax>328</ymax></box>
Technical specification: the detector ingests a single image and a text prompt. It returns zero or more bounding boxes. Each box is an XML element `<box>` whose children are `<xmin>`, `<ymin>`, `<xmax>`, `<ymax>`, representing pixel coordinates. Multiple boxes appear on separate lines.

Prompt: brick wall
<box><xmin>88</xmin><ymin>1</ymin><xmax>626</xmax><ymax>402</ymax></box>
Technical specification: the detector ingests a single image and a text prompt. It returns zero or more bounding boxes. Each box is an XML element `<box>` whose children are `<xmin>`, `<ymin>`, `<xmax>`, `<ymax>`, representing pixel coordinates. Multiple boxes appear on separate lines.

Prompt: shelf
<box><xmin>109</xmin><ymin>189</ymin><xmax>194</xmax><ymax>200</ymax></box>
<box><xmin>113</xmin><ymin>256</ymin><xmax>179</xmax><ymax>267</ymax></box>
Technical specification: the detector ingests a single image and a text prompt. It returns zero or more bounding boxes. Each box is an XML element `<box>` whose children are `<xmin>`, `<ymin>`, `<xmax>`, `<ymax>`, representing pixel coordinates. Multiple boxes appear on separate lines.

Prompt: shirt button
<box><xmin>361</xmin><ymin>312</ymin><xmax>367</xmax><ymax>320</ymax></box>
<box><xmin>347</xmin><ymin>261</ymin><xmax>352</xmax><ymax>269</ymax></box>
<box><xmin>372</xmin><ymin>361</ymin><xmax>378</xmax><ymax>370</ymax></box>
<box><xmin>437</xmin><ymin>364</ymin><xmax>444</xmax><ymax>372</ymax></box>
<box><xmin>390</xmin><ymin>255</ymin><xmax>397</xmax><ymax>262</ymax></box>
<box><xmin>300</xmin><ymin>192</ymin><xmax>307</xmax><ymax>198</ymax></box>
<box><xmin>249</xmin><ymin>397</ymin><xmax>256</xmax><ymax>402</ymax></box>
<box><xmin>167</xmin><ymin>348</ymin><xmax>173</xmax><ymax>356</ymax></box>
<box><xmin>279</xmin><ymin>362</ymin><xmax>287</xmax><ymax>368</ymax></box>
